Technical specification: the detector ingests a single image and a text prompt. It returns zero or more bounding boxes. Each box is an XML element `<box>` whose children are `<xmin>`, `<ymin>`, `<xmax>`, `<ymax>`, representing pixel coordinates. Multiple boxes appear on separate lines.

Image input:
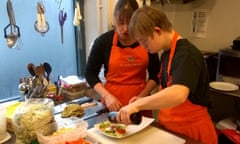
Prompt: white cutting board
<box><xmin>87</xmin><ymin>125</ymin><xmax>186</xmax><ymax>144</ymax></box>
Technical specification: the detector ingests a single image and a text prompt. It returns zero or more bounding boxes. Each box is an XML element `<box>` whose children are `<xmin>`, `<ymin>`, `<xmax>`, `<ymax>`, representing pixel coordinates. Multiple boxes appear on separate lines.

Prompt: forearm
<box><xmin>93</xmin><ymin>82</ymin><xmax>113</xmax><ymax>99</ymax></box>
<box><xmin>137</xmin><ymin>80</ymin><xmax>158</xmax><ymax>98</ymax></box>
<box><xmin>93</xmin><ymin>82</ymin><xmax>122</xmax><ymax>111</ymax></box>
<box><xmin>133</xmin><ymin>84</ymin><xmax>189</xmax><ymax>111</ymax></box>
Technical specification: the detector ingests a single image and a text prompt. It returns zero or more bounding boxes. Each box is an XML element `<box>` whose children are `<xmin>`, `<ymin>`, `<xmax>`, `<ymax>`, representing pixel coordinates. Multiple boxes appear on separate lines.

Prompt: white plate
<box><xmin>94</xmin><ymin>116</ymin><xmax>154</xmax><ymax>139</ymax></box>
<box><xmin>0</xmin><ymin>132</ymin><xmax>11</xmax><ymax>144</ymax></box>
<box><xmin>209</xmin><ymin>81</ymin><xmax>239</xmax><ymax>91</ymax></box>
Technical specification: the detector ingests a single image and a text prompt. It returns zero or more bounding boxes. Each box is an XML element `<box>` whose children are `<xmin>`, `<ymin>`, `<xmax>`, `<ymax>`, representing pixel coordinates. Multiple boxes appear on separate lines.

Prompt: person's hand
<box><xmin>117</xmin><ymin>104</ymin><xmax>139</xmax><ymax>125</ymax></box>
<box><xmin>103</xmin><ymin>95</ymin><xmax>122</xmax><ymax>111</ymax></box>
<box><xmin>129</xmin><ymin>96</ymin><xmax>142</xmax><ymax>103</ymax></box>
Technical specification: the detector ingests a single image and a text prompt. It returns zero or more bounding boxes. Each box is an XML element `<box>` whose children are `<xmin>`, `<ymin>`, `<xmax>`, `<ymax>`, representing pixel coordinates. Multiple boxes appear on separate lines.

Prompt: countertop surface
<box><xmin>3</xmin><ymin>97</ymin><xmax>202</xmax><ymax>144</ymax></box>
<box><xmin>209</xmin><ymin>87</ymin><xmax>240</xmax><ymax>99</ymax></box>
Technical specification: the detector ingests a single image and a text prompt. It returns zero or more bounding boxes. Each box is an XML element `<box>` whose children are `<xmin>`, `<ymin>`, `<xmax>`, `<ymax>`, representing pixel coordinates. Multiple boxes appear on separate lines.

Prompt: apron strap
<box><xmin>160</xmin><ymin>31</ymin><xmax>179</xmax><ymax>89</ymax></box>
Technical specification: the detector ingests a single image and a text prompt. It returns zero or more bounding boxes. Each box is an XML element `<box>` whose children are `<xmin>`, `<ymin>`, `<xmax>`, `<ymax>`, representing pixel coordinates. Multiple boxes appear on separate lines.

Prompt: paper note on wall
<box><xmin>191</xmin><ymin>9</ymin><xmax>209</xmax><ymax>38</ymax></box>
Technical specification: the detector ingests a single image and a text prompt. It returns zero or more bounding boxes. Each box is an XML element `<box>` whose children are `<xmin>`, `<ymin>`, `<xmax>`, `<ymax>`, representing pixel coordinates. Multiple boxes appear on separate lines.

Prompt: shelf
<box><xmin>209</xmin><ymin>87</ymin><xmax>240</xmax><ymax>100</ymax></box>
<box><xmin>219</xmin><ymin>48</ymin><xmax>240</xmax><ymax>58</ymax></box>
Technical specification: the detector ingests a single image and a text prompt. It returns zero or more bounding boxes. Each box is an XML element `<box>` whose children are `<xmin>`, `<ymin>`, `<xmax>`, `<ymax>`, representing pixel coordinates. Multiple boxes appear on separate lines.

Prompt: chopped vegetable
<box><xmin>98</xmin><ymin>121</ymin><xmax>127</xmax><ymax>137</ymax></box>
<box><xmin>65</xmin><ymin>137</ymin><xmax>90</xmax><ymax>144</ymax></box>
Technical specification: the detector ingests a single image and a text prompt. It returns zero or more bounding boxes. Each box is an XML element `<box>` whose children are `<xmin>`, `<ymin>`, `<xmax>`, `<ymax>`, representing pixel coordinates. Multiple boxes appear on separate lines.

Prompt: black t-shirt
<box><xmin>85</xmin><ymin>30</ymin><xmax>160</xmax><ymax>88</ymax></box>
<box><xmin>161</xmin><ymin>39</ymin><xmax>210</xmax><ymax>107</ymax></box>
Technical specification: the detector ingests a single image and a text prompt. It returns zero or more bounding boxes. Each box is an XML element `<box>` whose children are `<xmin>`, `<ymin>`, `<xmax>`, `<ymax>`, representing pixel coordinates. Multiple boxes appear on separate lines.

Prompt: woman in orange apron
<box><xmin>85</xmin><ymin>0</ymin><xmax>160</xmax><ymax>112</ymax></box>
<box><xmin>117</xmin><ymin>7</ymin><xmax>218</xmax><ymax>144</ymax></box>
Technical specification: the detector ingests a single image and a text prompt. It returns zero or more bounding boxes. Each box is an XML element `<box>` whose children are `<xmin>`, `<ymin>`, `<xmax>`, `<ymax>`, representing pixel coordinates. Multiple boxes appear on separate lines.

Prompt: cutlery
<box><xmin>82</xmin><ymin>107</ymin><xmax>109</xmax><ymax>121</ymax></box>
<box><xmin>43</xmin><ymin>62</ymin><xmax>52</xmax><ymax>82</ymax></box>
<box><xmin>59</xmin><ymin>9</ymin><xmax>67</xmax><ymax>44</ymax></box>
<box><xmin>27</xmin><ymin>63</ymin><xmax>36</xmax><ymax>77</ymax></box>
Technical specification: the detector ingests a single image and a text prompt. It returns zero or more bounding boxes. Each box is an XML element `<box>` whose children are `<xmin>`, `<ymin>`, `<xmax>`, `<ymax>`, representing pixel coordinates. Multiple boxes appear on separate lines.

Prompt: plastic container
<box><xmin>62</xmin><ymin>89</ymin><xmax>85</xmax><ymax>100</ymax></box>
<box><xmin>13</xmin><ymin>98</ymin><xmax>54</xmax><ymax>144</ymax></box>
<box><xmin>6</xmin><ymin>102</ymin><xmax>22</xmax><ymax>132</ymax></box>
<box><xmin>36</xmin><ymin>117</ymin><xmax>88</xmax><ymax>144</ymax></box>
<box><xmin>0</xmin><ymin>105</ymin><xmax>7</xmax><ymax>139</ymax></box>
<box><xmin>60</xmin><ymin>75</ymin><xmax>88</xmax><ymax>93</ymax></box>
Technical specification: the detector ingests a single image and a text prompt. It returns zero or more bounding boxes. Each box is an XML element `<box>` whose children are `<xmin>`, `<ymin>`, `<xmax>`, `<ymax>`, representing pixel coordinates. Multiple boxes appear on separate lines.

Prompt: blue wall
<box><xmin>0</xmin><ymin>0</ymin><xmax>77</xmax><ymax>100</ymax></box>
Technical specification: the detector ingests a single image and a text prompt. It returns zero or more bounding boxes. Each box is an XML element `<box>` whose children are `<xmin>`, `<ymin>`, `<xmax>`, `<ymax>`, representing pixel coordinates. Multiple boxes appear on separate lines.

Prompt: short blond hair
<box><xmin>129</xmin><ymin>6</ymin><xmax>172</xmax><ymax>38</ymax></box>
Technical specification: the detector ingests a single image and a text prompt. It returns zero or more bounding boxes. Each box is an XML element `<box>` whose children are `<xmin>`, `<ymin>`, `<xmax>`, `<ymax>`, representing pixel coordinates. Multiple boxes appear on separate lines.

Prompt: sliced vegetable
<box><xmin>98</xmin><ymin>121</ymin><xmax>127</xmax><ymax>136</ymax></box>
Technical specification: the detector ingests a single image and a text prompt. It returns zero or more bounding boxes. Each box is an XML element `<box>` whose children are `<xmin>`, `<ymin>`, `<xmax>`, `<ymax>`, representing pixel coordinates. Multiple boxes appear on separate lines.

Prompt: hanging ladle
<box><xmin>34</xmin><ymin>1</ymin><xmax>49</xmax><ymax>36</ymax></box>
<box><xmin>4</xmin><ymin>0</ymin><xmax>20</xmax><ymax>48</ymax></box>
<box><xmin>4</xmin><ymin>24</ymin><xmax>20</xmax><ymax>48</ymax></box>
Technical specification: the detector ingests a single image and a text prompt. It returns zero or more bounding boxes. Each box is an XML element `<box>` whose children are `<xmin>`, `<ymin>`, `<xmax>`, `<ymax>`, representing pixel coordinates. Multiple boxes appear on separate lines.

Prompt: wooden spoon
<box><xmin>34</xmin><ymin>65</ymin><xmax>44</xmax><ymax>79</ymax></box>
<box><xmin>27</xmin><ymin>63</ymin><xmax>36</xmax><ymax>76</ymax></box>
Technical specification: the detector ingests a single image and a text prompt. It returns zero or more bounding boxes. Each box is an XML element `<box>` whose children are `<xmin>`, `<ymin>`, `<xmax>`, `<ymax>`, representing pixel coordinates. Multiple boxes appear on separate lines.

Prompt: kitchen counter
<box><xmin>209</xmin><ymin>87</ymin><xmax>240</xmax><ymax>100</ymax></box>
<box><xmin>85</xmin><ymin>113</ymin><xmax>202</xmax><ymax>144</ymax></box>
<box><xmin>3</xmin><ymin>97</ymin><xmax>202</xmax><ymax>144</ymax></box>
<box><xmin>208</xmin><ymin>88</ymin><xmax>240</xmax><ymax>122</ymax></box>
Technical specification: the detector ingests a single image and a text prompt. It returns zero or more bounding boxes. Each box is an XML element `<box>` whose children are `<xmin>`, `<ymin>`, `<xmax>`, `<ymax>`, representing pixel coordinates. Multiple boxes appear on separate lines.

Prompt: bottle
<box><xmin>108</xmin><ymin>111</ymin><xmax>142</xmax><ymax>125</ymax></box>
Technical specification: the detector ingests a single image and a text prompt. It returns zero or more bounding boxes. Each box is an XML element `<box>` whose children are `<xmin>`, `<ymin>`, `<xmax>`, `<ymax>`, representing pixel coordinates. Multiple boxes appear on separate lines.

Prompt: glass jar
<box><xmin>13</xmin><ymin>98</ymin><xmax>54</xmax><ymax>144</ymax></box>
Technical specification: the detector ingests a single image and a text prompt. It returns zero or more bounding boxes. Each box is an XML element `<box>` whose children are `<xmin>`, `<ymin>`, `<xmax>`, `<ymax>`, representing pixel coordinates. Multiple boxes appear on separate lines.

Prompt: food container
<box><xmin>13</xmin><ymin>98</ymin><xmax>54</xmax><ymax>144</ymax></box>
<box><xmin>60</xmin><ymin>75</ymin><xmax>88</xmax><ymax>93</ymax></box>
<box><xmin>0</xmin><ymin>105</ymin><xmax>7</xmax><ymax>139</ymax></box>
<box><xmin>62</xmin><ymin>89</ymin><xmax>85</xmax><ymax>100</ymax></box>
<box><xmin>36</xmin><ymin>117</ymin><xmax>88</xmax><ymax>144</ymax></box>
<box><xmin>6</xmin><ymin>102</ymin><xmax>22</xmax><ymax>132</ymax></box>
<box><xmin>63</xmin><ymin>82</ymin><xmax>88</xmax><ymax>93</ymax></box>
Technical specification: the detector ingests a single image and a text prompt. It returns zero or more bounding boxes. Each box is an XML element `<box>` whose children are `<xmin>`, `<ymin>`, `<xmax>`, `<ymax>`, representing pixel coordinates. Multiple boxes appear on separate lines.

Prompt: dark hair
<box><xmin>114</xmin><ymin>0</ymin><xmax>139</xmax><ymax>24</ymax></box>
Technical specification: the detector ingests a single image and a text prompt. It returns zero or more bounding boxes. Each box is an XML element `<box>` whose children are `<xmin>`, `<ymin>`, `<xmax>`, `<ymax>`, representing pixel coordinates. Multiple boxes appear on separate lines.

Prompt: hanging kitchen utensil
<box><xmin>4</xmin><ymin>0</ymin><xmax>21</xmax><ymax>49</ymax></box>
<box><xmin>59</xmin><ymin>9</ymin><xmax>67</xmax><ymax>44</ymax></box>
<box><xmin>73</xmin><ymin>1</ymin><xmax>82</xmax><ymax>26</ymax></box>
<box><xmin>34</xmin><ymin>1</ymin><xmax>49</xmax><ymax>36</ymax></box>
<box><xmin>55</xmin><ymin>0</ymin><xmax>63</xmax><ymax>9</ymax></box>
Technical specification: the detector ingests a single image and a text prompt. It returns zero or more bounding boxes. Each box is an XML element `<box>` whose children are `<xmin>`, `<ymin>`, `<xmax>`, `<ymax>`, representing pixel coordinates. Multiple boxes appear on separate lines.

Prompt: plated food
<box><xmin>96</xmin><ymin>121</ymin><xmax>127</xmax><ymax>138</ymax></box>
<box><xmin>94</xmin><ymin>116</ymin><xmax>155</xmax><ymax>139</ymax></box>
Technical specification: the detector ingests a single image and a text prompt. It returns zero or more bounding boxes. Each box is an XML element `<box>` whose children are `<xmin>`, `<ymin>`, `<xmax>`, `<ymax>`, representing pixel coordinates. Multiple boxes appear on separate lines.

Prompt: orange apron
<box><xmin>104</xmin><ymin>32</ymin><xmax>148</xmax><ymax>106</ymax></box>
<box><xmin>158</xmin><ymin>32</ymin><xmax>217</xmax><ymax>144</ymax></box>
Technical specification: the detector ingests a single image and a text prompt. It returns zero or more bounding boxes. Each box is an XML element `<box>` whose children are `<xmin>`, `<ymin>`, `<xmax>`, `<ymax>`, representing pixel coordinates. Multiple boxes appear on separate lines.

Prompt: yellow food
<box><xmin>61</xmin><ymin>104</ymin><xmax>84</xmax><ymax>118</ymax></box>
<box><xmin>52</xmin><ymin>127</ymin><xmax>74</xmax><ymax>136</ymax></box>
<box><xmin>6</xmin><ymin>102</ymin><xmax>22</xmax><ymax>132</ymax></box>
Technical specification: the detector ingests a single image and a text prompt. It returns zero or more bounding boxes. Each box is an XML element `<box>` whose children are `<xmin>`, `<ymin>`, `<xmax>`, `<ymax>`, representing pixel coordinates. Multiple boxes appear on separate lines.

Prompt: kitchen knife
<box><xmin>82</xmin><ymin>107</ymin><xmax>109</xmax><ymax>121</ymax></box>
<box><xmin>68</xmin><ymin>97</ymin><xmax>94</xmax><ymax>105</ymax></box>
<box><xmin>54</xmin><ymin>97</ymin><xmax>94</xmax><ymax>115</ymax></box>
